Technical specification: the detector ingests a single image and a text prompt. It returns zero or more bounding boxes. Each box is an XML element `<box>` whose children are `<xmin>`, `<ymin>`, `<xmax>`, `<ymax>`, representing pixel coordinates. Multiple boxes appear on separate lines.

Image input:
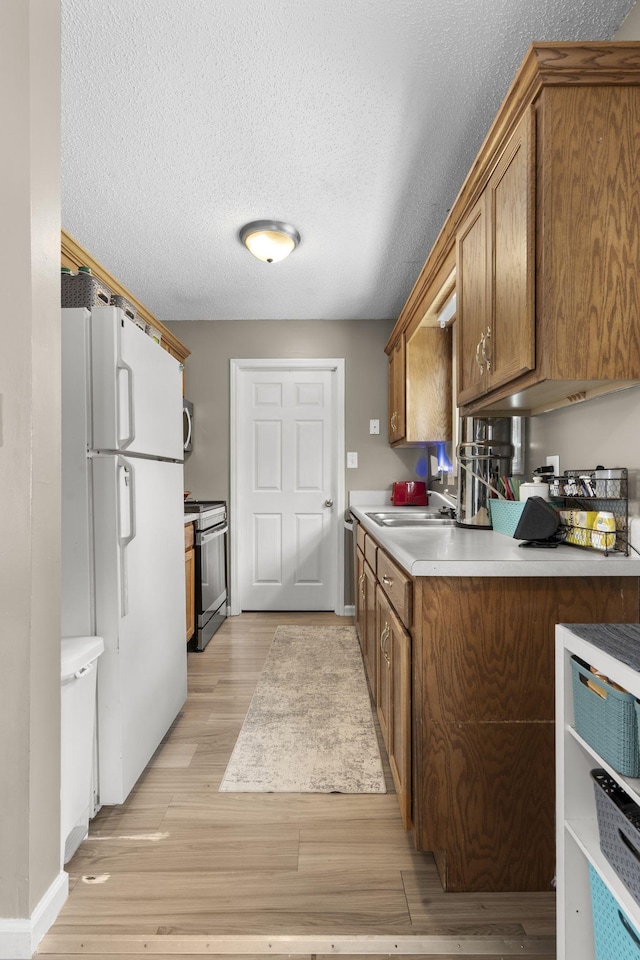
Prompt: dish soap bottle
<box><xmin>591</xmin><ymin>512</ymin><xmax>616</xmax><ymax>551</ymax></box>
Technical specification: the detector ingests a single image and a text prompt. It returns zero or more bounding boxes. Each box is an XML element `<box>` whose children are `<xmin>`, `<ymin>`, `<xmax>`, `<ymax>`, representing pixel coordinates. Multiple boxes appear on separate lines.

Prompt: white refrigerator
<box><xmin>62</xmin><ymin>306</ymin><xmax>187</xmax><ymax>805</ymax></box>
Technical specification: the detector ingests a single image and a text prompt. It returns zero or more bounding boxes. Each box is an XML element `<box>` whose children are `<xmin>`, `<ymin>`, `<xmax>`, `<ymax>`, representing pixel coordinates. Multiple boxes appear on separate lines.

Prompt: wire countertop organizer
<box><xmin>549</xmin><ymin>468</ymin><xmax>629</xmax><ymax>556</ymax></box>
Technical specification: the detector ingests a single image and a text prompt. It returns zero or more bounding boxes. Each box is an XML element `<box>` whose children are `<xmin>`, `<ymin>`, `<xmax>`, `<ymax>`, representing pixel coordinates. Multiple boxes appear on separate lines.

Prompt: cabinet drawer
<box><xmin>377</xmin><ymin>550</ymin><xmax>412</xmax><ymax>627</ymax></box>
<box><xmin>356</xmin><ymin>523</ymin><xmax>366</xmax><ymax>553</ymax></box>
<box><xmin>184</xmin><ymin>521</ymin><xmax>194</xmax><ymax>551</ymax></box>
<box><xmin>364</xmin><ymin>533</ymin><xmax>378</xmax><ymax>572</ymax></box>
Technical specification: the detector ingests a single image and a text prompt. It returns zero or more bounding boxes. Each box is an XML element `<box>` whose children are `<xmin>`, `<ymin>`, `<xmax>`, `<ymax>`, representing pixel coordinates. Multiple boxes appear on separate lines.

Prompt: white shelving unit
<box><xmin>556</xmin><ymin>623</ymin><xmax>640</xmax><ymax>959</ymax></box>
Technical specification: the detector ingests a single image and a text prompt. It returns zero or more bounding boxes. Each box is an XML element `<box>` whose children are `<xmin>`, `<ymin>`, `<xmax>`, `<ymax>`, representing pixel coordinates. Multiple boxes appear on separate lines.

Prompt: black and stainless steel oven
<box><xmin>184</xmin><ymin>500</ymin><xmax>228</xmax><ymax>651</ymax></box>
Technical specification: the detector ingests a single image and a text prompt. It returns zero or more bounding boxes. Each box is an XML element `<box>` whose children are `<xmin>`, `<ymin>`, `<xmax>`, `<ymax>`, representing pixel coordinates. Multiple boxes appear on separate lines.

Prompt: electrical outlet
<box><xmin>369</xmin><ymin>419</ymin><xmax>380</xmax><ymax>435</ymax></box>
<box><xmin>347</xmin><ymin>452</ymin><xmax>358</xmax><ymax>469</ymax></box>
<box><xmin>546</xmin><ymin>455</ymin><xmax>560</xmax><ymax>476</ymax></box>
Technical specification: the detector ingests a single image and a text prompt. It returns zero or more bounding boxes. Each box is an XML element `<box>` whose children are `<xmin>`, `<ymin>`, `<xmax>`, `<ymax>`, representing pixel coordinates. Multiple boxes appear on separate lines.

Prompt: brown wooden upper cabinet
<box><xmin>388</xmin><ymin>43</ymin><xmax>640</xmax><ymax>418</ymax></box>
<box><xmin>456</xmin><ymin>108</ymin><xmax>535</xmax><ymax>406</ymax></box>
<box><xmin>387</xmin><ymin>336</ymin><xmax>406</xmax><ymax>442</ymax></box>
<box><xmin>387</xmin><ymin>325</ymin><xmax>452</xmax><ymax>446</ymax></box>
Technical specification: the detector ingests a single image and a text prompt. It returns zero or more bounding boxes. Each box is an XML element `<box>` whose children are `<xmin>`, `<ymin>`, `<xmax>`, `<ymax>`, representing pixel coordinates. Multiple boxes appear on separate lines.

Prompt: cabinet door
<box><xmin>405</xmin><ymin>326</ymin><xmax>452</xmax><ymax>444</ymax></box>
<box><xmin>456</xmin><ymin>107</ymin><xmax>536</xmax><ymax>407</ymax></box>
<box><xmin>487</xmin><ymin>106</ymin><xmax>535</xmax><ymax>392</ymax></box>
<box><xmin>355</xmin><ymin>547</ymin><xmax>366</xmax><ymax>649</ymax></box>
<box><xmin>363</xmin><ymin>560</ymin><xmax>377</xmax><ymax>695</ymax></box>
<box><xmin>185</xmin><ymin>546</ymin><xmax>195</xmax><ymax>642</ymax></box>
<box><xmin>185</xmin><ymin>521</ymin><xmax>195</xmax><ymax>642</ymax></box>
<box><xmin>376</xmin><ymin>585</ymin><xmax>392</xmax><ymax>750</ymax></box>
<box><xmin>456</xmin><ymin>194</ymin><xmax>490</xmax><ymax>405</ymax></box>
<box><xmin>388</xmin><ymin>337</ymin><xmax>406</xmax><ymax>442</ymax></box>
<box><xmin>390</xmin><ymin>606</ymin><xmax>411</xmax><ymax>829</ymax></box>
<box><xmin>376</xmin><ymin>584</ymin><xmax>411</xmax><ymax>827</ymax></box>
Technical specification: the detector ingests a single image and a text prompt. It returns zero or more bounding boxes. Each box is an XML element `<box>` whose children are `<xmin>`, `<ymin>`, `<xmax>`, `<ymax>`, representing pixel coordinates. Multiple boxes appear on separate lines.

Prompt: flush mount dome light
<box><xmin>239</xmin><ymin>220</ymin><xmax>300</xmax><ymax>263</ymax></box>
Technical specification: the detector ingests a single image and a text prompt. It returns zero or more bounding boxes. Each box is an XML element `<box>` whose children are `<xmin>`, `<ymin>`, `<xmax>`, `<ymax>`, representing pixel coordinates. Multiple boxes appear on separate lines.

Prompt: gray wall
<box><xmin>1</xmin><ymin>0</ymin><xmax>61</xmax><ymax>921</ymax></box>
<box><xmin>526</xmin><ymin>385</ymin><xmax>640</xmax><ymax>515</ymax></box>
<box><xmin>166</xmin><ymin>319</ymin><xmax>425</xmax><ymax>505</ymax></box>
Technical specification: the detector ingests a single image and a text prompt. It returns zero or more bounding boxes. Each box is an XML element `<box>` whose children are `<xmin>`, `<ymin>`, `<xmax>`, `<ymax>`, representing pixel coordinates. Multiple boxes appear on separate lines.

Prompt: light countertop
<box><xmin>350</xmin><ymin>503</ymin><xmax>640</xmax><ymax>579</ymax></box>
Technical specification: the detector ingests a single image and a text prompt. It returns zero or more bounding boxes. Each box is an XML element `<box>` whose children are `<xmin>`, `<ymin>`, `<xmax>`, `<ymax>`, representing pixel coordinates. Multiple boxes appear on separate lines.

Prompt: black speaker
<box><xmin>513</xmin><ymin>496</ymin><xmax>560</xmax><ymax>541</ymax></box>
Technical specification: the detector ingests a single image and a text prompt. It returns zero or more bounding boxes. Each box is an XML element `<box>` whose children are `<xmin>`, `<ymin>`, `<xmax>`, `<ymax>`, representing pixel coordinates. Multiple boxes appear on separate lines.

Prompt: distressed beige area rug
<box><xmin>219</xmin><ymin>625</ymin><xmax>386</xmax><ymax>793</ymax></box>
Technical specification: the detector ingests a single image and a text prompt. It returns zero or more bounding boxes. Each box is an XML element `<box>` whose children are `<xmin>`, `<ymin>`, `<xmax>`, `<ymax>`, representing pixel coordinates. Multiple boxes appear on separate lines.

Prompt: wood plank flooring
<box><xmin>37</xmin><ymin>612</ymin><xmax>556</xmax><ymax>958</ymax></box>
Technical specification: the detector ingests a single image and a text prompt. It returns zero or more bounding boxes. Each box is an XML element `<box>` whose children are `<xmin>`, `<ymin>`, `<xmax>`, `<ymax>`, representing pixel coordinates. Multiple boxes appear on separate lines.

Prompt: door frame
<box><xmin>230</xmin><ymin>358</ymin><xmax>346</xmax><ymax>617</ymax></box>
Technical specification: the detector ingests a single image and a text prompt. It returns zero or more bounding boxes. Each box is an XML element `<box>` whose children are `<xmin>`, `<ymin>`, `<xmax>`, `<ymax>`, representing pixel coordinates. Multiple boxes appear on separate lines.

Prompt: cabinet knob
<box><xmin>382</xmin><ymin>575</ymin><xmax>393</xmax><ymax>586</ymax></box>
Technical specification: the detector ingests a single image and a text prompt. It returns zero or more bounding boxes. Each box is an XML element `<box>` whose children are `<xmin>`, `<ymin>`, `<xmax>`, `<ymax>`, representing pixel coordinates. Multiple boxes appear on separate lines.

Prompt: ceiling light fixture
<box><xmin>239</xmin><ymin>220</ymin><xmax>300</xmax><ymax>263</ymax></box>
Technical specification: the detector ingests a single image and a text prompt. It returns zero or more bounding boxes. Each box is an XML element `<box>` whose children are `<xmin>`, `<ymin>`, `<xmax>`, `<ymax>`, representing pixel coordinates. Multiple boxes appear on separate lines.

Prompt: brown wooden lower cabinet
<box><xmin>358</xmin><ymin>525</ymin><xmax>640</xmax><ymax>893</ymax></box>
<box><xmin>355</xmin><ymin>541</ymin><xmax>379</xmax><ymax>695</ymax></box>
<box><xmin>184</xmin><ymin>522</ymin><xmax>195</xmax><ymax>643</ymax></box>
<box><xmin>363</xmin><ymin>560</ymin><xmax>377</xmax><ymax>690</ymax></box>
<box><xmin>375</xmin><ymin>584</ymin><xmax>411</xmax><ymax>830</ymax></box>
<box><xmin>411</xmin><ymin>574</ymin><xmax>640</xmax><ymax>893</ymax></box>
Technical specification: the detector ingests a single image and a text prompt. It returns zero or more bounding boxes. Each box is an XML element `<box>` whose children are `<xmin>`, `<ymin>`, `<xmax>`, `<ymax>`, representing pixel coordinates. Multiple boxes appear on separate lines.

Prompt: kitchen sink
<box><xmin>365</xmin><ymin>512</ymin><xmax>457</xmax><ymax>527</ymax></box>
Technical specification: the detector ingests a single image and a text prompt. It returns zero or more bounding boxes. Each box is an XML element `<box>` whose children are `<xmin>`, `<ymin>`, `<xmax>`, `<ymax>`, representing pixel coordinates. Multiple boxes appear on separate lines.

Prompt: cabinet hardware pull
<box><xmin>359</xmin><ymin>572</ymin><xmax>365</xmax><ymax>598</ymax></box>
<box><xmin>476</xmin><ymin>334</ymin><xmax>485</xmax><ymax>375</ymax></box>
<box><xmin>380</xmin><ymin>622</ymin><xmax>391</xmax><ymax>665</ymax></box>
<box><xmin>382</xmin><ymin>575</ymin><xmax>393</xmax><ymax>586</ymax></box>
<box><xmin>484</xmin><ymin>325</ymin><xmax>492</xmax><ymax>372</ymax></box>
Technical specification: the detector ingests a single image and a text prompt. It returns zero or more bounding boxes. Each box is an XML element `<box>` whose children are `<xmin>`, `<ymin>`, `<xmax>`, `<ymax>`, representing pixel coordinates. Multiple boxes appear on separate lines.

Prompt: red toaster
<box><xmin>391</xmin><ymin>481</ymin><xmax>428</xmax><ymax>506</ymax></box>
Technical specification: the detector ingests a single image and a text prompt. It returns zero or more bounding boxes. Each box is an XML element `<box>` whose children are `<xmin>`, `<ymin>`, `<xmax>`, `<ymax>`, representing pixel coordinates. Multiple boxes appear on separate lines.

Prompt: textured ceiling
<box><xmin>61</xmin><ymin>0</ymin><xmax>635</xmax><ymax>322</ymax></box>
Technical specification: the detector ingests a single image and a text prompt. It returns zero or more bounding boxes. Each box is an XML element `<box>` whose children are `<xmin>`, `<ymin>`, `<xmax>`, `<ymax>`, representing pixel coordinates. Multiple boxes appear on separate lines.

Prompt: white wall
<box><xmin>0</xmin><ymin>0</ymin><xmax>64</xmax><ymax>952</ymax></box>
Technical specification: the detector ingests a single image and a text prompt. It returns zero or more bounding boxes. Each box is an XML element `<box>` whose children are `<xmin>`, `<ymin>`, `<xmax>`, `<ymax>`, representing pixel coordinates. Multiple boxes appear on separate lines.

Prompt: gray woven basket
<box><xmin>592</xmin><ymin>769</ymin><xmax>640</xmax><ymax>908</ymax></box>
<box><xmin>62</xmin><ymin>273</ymin><xmax>112</xmax><ymax>309</ymax></box>
<box><xmin>110</xmin><ymin>294</ymin><xmax>137</xmax><ymax>322</ymax></box>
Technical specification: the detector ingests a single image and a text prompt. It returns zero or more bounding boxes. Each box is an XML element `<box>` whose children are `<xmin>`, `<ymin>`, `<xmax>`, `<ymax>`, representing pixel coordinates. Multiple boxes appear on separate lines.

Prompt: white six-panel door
<box><xmin>232</xmin><ymin>362</ymin><xmax>344</xmax><ymax>612</ymax></box>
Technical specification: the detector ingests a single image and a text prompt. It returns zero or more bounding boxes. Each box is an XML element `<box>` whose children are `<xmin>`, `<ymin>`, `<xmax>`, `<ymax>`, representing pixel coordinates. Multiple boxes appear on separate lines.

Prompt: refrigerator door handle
<box><xmin>183</xmin><ymin>404</ymin><xmax>192</xmax><ymax>451</ymax></box>
<box><xmin>117</xmin><ymin>359</ymin><xmax>136</xmax><ymax>448</ymax></box>
<box><xmin>117</xmin><ymin>457</ymin><xmax>137</xmax><ymax>615</ymax></box>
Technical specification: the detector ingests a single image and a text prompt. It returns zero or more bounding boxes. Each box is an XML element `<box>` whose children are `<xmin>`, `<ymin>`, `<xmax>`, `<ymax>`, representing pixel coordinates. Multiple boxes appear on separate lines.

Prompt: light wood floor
<box><xmin>38</xmin><ymin>612</ymin><xmax>556</xmax><ymax>959</ymax></box>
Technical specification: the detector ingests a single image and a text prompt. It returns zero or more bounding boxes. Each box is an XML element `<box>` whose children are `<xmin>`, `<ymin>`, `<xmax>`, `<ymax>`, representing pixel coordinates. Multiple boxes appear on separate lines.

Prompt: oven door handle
<box><xmin>198</xmin><ymin>524</ymin><xmax>228</xmax><ymax>545</ymax></box>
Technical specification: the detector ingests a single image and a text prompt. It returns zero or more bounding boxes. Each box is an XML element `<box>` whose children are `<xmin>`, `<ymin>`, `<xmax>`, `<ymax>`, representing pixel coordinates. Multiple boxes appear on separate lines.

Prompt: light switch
<box><xmin>369</xmin><ymin>419</ymin><xmax>380</xmax><ymax>435</ymax></box>
<box><xmin>347</xmin><ymin>452</ymin><xmax>358</xmax><ymax>469</ymax></box>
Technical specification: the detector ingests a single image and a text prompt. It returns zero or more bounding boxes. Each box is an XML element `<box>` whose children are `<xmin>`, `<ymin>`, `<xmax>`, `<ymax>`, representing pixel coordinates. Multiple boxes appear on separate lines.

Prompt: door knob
<box><xmin>324</xmin><ymin>499</ymin><xmax>334</xmax><ymax>507</ymax></box>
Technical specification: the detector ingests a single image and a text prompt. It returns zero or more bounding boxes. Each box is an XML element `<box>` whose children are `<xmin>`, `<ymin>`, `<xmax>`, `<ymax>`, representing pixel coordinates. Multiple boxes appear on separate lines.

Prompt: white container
<box><xmin>60</xmin><ymin>635</ymin><xmax>104</xmax><ymax>864</ymax></box>
<box><xmin>519</xmin><ymin>476</ymin><xmax>550</xmax><ymax>501</ymax></box>
<box><xmin>591</xmin><ymin>512</ymin><xmax>616</xmax><ymax>551</ymax></box>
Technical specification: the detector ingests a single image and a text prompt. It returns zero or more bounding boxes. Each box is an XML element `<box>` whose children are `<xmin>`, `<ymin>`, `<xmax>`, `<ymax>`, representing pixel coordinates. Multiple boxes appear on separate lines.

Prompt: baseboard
<box><xmin>0</xmin><ymin>870</ymin><xmax>68</xmax><ymax>959</ymax></box>
<box><xmin>38</xmin><ymin>932</ymin><xmax>556</xmax><ymax>955</ymax></box>
<box><xmin>343</xmin><ymin>604</ymin><xmax>355</xmax><ymax>616</ymax></box>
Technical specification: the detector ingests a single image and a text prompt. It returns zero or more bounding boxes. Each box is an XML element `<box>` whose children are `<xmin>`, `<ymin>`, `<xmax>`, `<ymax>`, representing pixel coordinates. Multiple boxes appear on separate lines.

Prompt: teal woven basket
<box><xmin>590</xmin><ymin>865</ymin><xmax>640</xmax><ymax>959</ymax></box>
<box><xmin>571</xmin><ymin>656</ymin><xmax>640</xmax><ymax>777</ymax></box>
<box><xmin>488</xmin><ymin>499</ymin><xmax>527</xmax><ymax>536</ymax></box>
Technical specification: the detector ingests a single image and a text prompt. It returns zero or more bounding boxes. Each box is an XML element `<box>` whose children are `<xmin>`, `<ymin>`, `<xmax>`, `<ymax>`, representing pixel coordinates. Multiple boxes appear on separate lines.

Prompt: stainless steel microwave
<box><xmin>183</xmin><ymin>399</ymin><xmax>193</xmax><ymax>452</ymax></box>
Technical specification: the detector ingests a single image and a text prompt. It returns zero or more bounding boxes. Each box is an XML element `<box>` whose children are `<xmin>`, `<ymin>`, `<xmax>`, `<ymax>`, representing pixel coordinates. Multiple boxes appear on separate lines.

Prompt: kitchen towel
<box><xmin>219</xmin><ymin>625</ymin><xmax>386</xmax><ymax>793</ymax></box>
